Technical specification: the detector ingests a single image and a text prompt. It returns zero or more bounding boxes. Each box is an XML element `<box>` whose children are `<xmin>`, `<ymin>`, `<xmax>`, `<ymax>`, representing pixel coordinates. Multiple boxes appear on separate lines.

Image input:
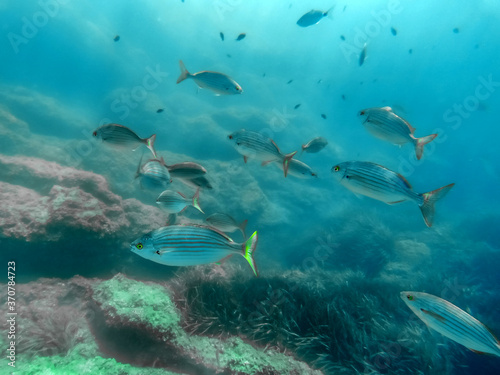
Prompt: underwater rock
<box><xmin>0</xmin><ymin>154</ymin><xmax>167</xmax><ymax>241</ymax></box>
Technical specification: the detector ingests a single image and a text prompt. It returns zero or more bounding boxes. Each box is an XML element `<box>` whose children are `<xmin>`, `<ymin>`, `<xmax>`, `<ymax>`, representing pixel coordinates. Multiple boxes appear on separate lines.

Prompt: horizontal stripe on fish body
<box><xmin>360</xmin><ymin>107</ymin><xmax>415</xmax><ymax>145</ymax></box>
<box><xmin>401</xmin><ymin>292</ymin><xmax>500</xmax><ymax>356</ymax></box>
<box><xmin>138</xmin><ymin>160</ymin><xmax>171</xmax><ymax>189</ymax></box>
<box><xmin>93</xmin><ymin>123</ymin><xmax>157</xmax><ymax>157</ymax></box>
<box><xmin>166</xmin><ymin>162</ymin><xmax>207</xmax><ymax>179</ymax></box>
<box><xmin>228</xmin><ymin>129</ymin><xmax>282</xmax><ymax>162</ymax></box>
<box><xmin>332</xmin><ymin>161</ymin><xmax>420</xmax><ymax>204</ymax></box>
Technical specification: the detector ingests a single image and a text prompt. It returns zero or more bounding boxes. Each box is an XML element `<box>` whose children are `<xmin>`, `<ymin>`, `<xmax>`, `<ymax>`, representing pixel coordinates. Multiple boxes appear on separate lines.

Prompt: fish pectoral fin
<box><xmin>261</xmin><ymin>160</ymin><xmax>273</xmax><ymax>167</ymax></box>
<box><xmin>386</xmin><ymin>200</ymin><xmax>406</xmax><ymax>205</ymax></box>
<box><xmin>215</xmin><ymin>254</ymin><xmax>234</xmax><ymax>265</ymax></box>
<box><xmin>421</xmin><ymin>308</ymin><xmax>446</xmax><ymax>323</ymax></box>
<box><xmin>469</xmin><ymin>348</ymin><xmax>493</xmax><ymax>356</ymax></box>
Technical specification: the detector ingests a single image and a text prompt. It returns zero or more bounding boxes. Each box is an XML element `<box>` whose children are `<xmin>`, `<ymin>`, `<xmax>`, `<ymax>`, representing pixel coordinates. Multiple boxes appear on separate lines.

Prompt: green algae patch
<box><xmin>92</xmin><ymin>274</ymin><xmax>182</xmax><ymax>337</ymax></box>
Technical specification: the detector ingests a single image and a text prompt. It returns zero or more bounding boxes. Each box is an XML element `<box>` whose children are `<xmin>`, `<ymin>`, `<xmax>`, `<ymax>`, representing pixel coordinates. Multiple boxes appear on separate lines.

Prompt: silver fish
<box><xmin>331</xmin><ymin>161</ymin><xmax>454</xmax><ymax>227</ymax></box>
<box><xmin>228</xmin><ymin>129</ymin><xmax>297</xmax><ymax>177</ymax></box>
<box><xmin>93</xmin><ymin>123</ymin><xmax>157</xmax><ymax>158</ymax></box>
<box><xmin>359</xmin><ymin>107</ymin><xmax>437</xmax><ymax>160</ymax></box>
<box><xmin>130</xmin><ymin>225</ymin><xmax>259</xmax><ymax>276</ymax></box>
<box><xmin>401</xmin><ymin>291</ymin><xmax>500</xmax><ymax>357</ymax></box>
<box><xmin>156</xmin><ymin>189</ymin><xmax>204</xmax><ymax>214</ymax></box>
<box><xmin>206</xmin><ymin>213</ymin><xmax>247</xmax><ymax>238</ymax></box>
<box><xmin>136</xmin><ymin>157</ymin><xmax>172</xmax><ymax>190</ymax></box>
<box><xmin>271</xmin><ymin>158</ymin><xmax>318</xmax><ymax>179</ymax></box>
<box><xmin>160</xmin><ymin>158</ymin><xmax>207</xmax><ymax>180</ymax></box>
<box><xmin>176</xmin><ymin>60</ymin><xmax>243</xmax><ymax>95</ymax></box>
<box><xmin>301</xmin><ymin>136</ymin><xmax>328</xmax><ymax>155</ymax></box>
<box><xmin>177</xmin><ymin>175</ymin><xmax>213</xmax><ymax>190</ymax></box>
<box><xmin>296</xmin><ymin>8</ymin><xmax>333</xmax><ymax>27</ymax></box>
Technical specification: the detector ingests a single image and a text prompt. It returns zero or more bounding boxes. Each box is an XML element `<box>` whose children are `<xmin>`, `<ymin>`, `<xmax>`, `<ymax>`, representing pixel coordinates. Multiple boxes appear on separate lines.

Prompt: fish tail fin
<box><xmin>282</xmin><ymin>151</ymin><xmax>297</xmax><ymax>177</ymax></box>
<box><xmin>192</xmin><ymin>188</ymin><xmax>204</xmax><ymax>214</ymax></box>
<box><xmin>242</xmin><ymin>231</ymin><xmax>258</xmax><ymax>277</ymax></box>
<box><xmin>325</xmin><ymin>5</ymin><xmax>335</xmax><ymax>19</ymax></box>
<box><xmin>415</xmin><ymin>133</ymin><xmax>438</xmax><ymax>160</ymax></box>
<box><xmin>145</xmin><ymin>134</ymin><xmax>157</xmax><ymax>158</ymax></box>
<box><xmin>177</xmin><ymin>60</ymin><xmax>190</xmax><ymax>84</ymax></box>
<box><xmin>239</xmin><ymin>219</ymin><xmax>248</xmax><ymax>239</ymax></box>
<box><xmin>419</xmin><ymin>183</ymin><xmax>454</xmax><ymax>227</ymax></box>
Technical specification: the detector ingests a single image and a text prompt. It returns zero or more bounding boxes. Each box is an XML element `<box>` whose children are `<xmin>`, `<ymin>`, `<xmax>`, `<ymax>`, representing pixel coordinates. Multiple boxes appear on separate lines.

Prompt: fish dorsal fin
<box><xmin>397</xmin><ymin>173</ymin><xmax>412</xmax><ymax>189</ymax></box>
<box><xmin>186</xmin><ymin>223</ymin><xmax>235</xmax><ymax>242</ymax></box>
<box><xmin>270</xmin><ymin>139</ymin><xmax>281</xmax><ymax>153</ymax></box>
<box><xmin>421</xmin><ymin>308</ymin><xmax>446</xmax><ymax>323</ymax></box>
<box><xmin>381</xmin><ymin>106</ymin><xmax>392</xmax><ymax>112</ymax></box>
<box><xmin>387</xmin><ymin>200</ymin><xmax>406</xmax><ymax>205</ymax></box>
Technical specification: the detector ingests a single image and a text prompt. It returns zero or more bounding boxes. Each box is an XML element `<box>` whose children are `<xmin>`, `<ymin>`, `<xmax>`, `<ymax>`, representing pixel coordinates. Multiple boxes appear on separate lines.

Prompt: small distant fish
<box><xmin>156</xmin><ymin>108</ymin><xmax>164</xmax><ymax>113</ymax></box>
<box><xmin>321</xmin><ymin>114</ymin><xmax>327</xmax><ymax>119</ymax></box>
<box><xmin>287</xmin><ymin>79</ymin><xmax>293</xmax><ymax>84</ymax></box>
<box><xmin>206</xmin><ymin>213</ymin><xmax>247</xmax><ymax>238</ymax></box>
<box><xmin>136</xmin><ymin>157</ymin><xmax>172</xmax><ymax>190</ymax></box>
<box><xmin>359</xmin><ymin>106</ymin><xmax>437</xmax><ymax>160</ymax></box>
<box><xmin>163</xmin><ymin>159</ymin><xmax>207</xmax><ymax>180</ymax></box>
<box><xmin>342</xmin><ymin>94</ymin><xmax>346</xmax><ymax>101</ymax></box>
<box><xmin>156</xmin><ymin>189</ymin><xmax>204</xmax><ymax>214</ymax></box>
<box><xmin>227</xmin><ymin>54</ymin><xmax>232</xmax><ymax>58</ymax></box>
<box><xmin>409</xmin><ymin>49</ymin><xmax>413</xmax><ymax>54</ymax></box>
<box><xmin>93</xmin><ymin>124</ymin><xmax>157</xmax><ymax>158</ymax></box>
<box><xmin>453</xmin><ymin>28</ymin><xmax>459</xmax><ymax>33</ymax></box>
<box><xmin>236</xmin><ymin>33</ymin><xmax>246</xmax><ymax>41</ymax></box>
<box><xmin>176</xmin><ymin>60</ymin><xmax>243</xmax><ymax>95</ymax></box>
<box><xmin>359</xmin><ymin>43</ymin><xmax>367</xmax><ymax>66</ymax></box>
<box><xmin>294</xmin><ymin>104</ymin><xmax>301</xmax><ymax>109</ymax></box>
<box><xmin>401</xmin><ymin>292</ymin><xmax>500</xmax><ymax>357</ymax></box>
<box><xmin>113</xmin><ymin>35</ymin><xmax>120</xmax><ymax>42</ymax></box>
<box><xmin>220</xmin><ymin>32</ymin><xmax>224</xmax><ymax>41</ymax></box>
<box><xmin>262</xmin><ymin>73</ymin><xmax>266</xmax><ymax>77</ymax></box>
<box><xmin>272</xmin><ymin>158</ymin><xmax>318</xmax><ymax>179</ymax></box>
<box><xmin>297</xmin><ymin>8</ymin><xmax>333</xmax><ymax>27</ymax></box>
<box><xmin>317</xmin><ymin>79</ymin><xmax>322</xmax><ymax>84</ymax></box>
<box><xmin>340</xmin><ymin>35</ymin><xmax>345</xmax><ymax>41</ymax></box>
<box><xmin>228</xmin><ymin>129</ymin><xmax>297</xmax><ymax>177</ymax></box>
<box><xmin>391</xmin><ymin>27</ymin><xmax>397</xmax><ymax>36</ymax></box>
<box><xmin>130</xmin><ymin>225</ymin><xmax>259</xmax><ymax>276</ymax></box>
<box><xmin>301</xmin><ymin>136</ymin><xmax>328</xmax><ymax>155</ymax></box>
<box><xmin>331</xmin><ymin>161</ymin><xmax>454</xmax><ymax>227</ymax></box>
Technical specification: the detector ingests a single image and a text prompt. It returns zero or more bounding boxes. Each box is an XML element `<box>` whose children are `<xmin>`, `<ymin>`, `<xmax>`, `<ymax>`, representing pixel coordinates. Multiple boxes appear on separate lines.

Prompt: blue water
<box><xmin>1</xmin><ymin>0</ymin><xmax>500</xmax><ymax>374</ymax></box>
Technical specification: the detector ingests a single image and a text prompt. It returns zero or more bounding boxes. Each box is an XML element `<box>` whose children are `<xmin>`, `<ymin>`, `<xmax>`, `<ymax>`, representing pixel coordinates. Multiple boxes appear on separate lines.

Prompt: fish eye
<box><xmin>360</xmin><ymin>111</ymin><xmax>365</xmax><ymax>115</ymax></box>
<box><xmin>333</xmin><ymin>166</ymin><xmax>340</xmax><ymax>172</ymax></box>
<box><xmin>92</xmin><ymin>131</ymin><xmax>97</xmax><ymax>136</ymax></box>
<box><xmin>155</xmin><ymin>250</ymin><xmax>161</xmax><ymax>255</ymax></box>
<box><xmin>136</xmin><ymin>243</ymin><xmax>143</xmax><ymax>250</ymax></box>
<box><xmin>228</xmin><ymin>135</ymin><xmax>233</xmax><ymax>140</ymax></box>
<box><xmin>407</xmin><ymin>294</ymin><xmax>414</xmax><ymax>301</ymax></box>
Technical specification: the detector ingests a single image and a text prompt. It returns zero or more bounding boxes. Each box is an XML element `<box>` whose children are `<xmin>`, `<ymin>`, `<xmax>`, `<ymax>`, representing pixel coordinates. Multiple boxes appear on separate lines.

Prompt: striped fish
<box><xmin>301</xmin><ymin>136</ymin><xmax>328</xmax><ymax>155</ymax></box>
<box><xmin>130</xmin><ymin>224</ymin><xmax>259</xmax><ymax>276</ymax></box>
<box><xmin>93</xmin><ymin>123</ymin><xmax>157</xmax><ymax>158</ymax></box>
<box><xmin>401</xmin><ymin>291</ymin><xmax>500</xmax><ymax>357</ymax></box>
<box><xmin>176</xmin><ymin>60</ymin><xmax>243</xmax><ymax>96</ymax></box>
<box><xmin>206</xmin><ymin>213</ymin><xmax>247</xmax><ymax>238</ymax></box>
<box><xmin>160</xmin><ymin>158</ymin><xmax>207</xmax><ymax>180</ymax></box>
<box><xmin>228</xmin><ymin>129</ymin><xmax>297</xmax><ymax>177</ymax></box>
<box><xmin>331</xmin><ymin>161</ymin><xmax>454</xmax><ymax>227</ymax></box>
<box><xmin>156</xmin><ymin>189</ymin><xmax>204</xmax><ymax>214</ymax></box>
<box><xmin>359</xmin><ymin>107</ymin><xmax>437</xmax><ymax>160</ymax></box>
<box><xmin>136</xmin><ymin>157</ymin><xmax>172</xmax><ymax>190</ymax></box>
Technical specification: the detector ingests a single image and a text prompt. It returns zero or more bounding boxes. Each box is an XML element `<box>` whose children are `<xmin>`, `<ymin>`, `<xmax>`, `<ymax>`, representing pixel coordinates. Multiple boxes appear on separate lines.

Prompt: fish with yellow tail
<box><xmin>331</xmin><ymin>161</ymin><xmax>454</xmax><ymax>227</ymax></box>
<box><xmin>401</xmin><ymin>291</ymin><xmax>500</xmax><ymax>357</ymax></box>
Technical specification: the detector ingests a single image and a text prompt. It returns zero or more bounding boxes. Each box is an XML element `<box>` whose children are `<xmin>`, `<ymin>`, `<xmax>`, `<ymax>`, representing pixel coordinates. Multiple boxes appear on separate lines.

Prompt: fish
<box><xmin>359</xmin><ymin>43</ymin><xmax>367</xmax><ymax>66</ymax></box>
<box><xmin>294</xmin><ymin>104</ymin><xmax>301</xmax><ymax>109</ymax></box>
<box><xmin>453</xmin><ymin>28</ymin><xmax>460</xmax><ymax>34</ymax></box>
<box><xmin>176</xmin><ymin>60</ymin><xmax>243</xmax><ymax>96</ymax></box>
<box><xmin>156</xmin><ymin>108</ymin><xmax>164</xmax><ymax>113</ymax></box>
<box><xmin>160</xmin><ymin>158</ymin><xmax>207</xmax><ymax>180</ymax></box>
<box><xmin>206</xmin><ymin>213</ymin><xmax>247</xmax><ymax>238</ymax></box>
<box><xmin>359</xmin><ymin>106</ymin><xmax>437</xmax><ymax>160</ymax></box>
<box><xmin>296</xmin><ymin>8</ymin><xmax>333</xmax><ymax>27</ymax></box>
<box><xmin>156</xmin><ymin>189</ymin><xmax>204</xmax><ymax>214</ymax></box>
<box><xmin>235</xmin><ymin>33</ymin><xmax>246</xmax><ymax>41</ymax></box>
<box><xmin>272</xmin><ymin>158</ymin><xmax>318</xmax><ymax>179</ymax></box>
<box><xmin>321</xmin><ymin>114</ymin><xmax>327</xmax><ymax>119</ymax></box>
<box><xmin>220</xmin><ymin>32</ymin><xmax>224</xmax><ymax>41</ymax></box>
<box><xmin>93</xmin><ymin>124</ymin><xmax>157</xmax><ymax>158</ymax></box>
<box><xmin>113</xmin><ymin>35</ymin><xmax>120</xmax><ymax>42</ymax></box>
<box><xmin>287</xmin><ymin>79</ymin><xmax>293</xmax><ymax>84</ymax></box>
<box><xmin>228</xmin><ymin>129</ymin><xmax>297</xmax><ymax>177</ymax></box>
<box><xmin>331</xmin><ymin>161</ymin><xmax>454</xmax><ymax>227</ymax></box>
<box><xmin>136</xmin><ymin>157</ymin><xmax>172</xmax><ymax>190</ymax></box>
<box><xmin>166</xmin><ymin>213</ymin><xmax>177</xmax><ymax>226</ymax></box>
<box><xmin>391</xmin><ymin>27</ymin><xmax>397</xmax><ymax>36</ymax></box>
<box><xmin>401</xmin><ymin>291</ymin><xmax>500</xmax><ymax>357</ymax></box>
<box><xmin>340</xmin><ymin>35</ymin><xmax>345</xmax><ymax>41</ymax></box>
<box><xmin>301</xmin><ymin>136</ymin><xmax>328</xmax><ymax>155</ymax></box>
<box><xmin>130</xmin><ymin>225</ymin><xmax>259</xmax><ymax>277</ymax></box>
